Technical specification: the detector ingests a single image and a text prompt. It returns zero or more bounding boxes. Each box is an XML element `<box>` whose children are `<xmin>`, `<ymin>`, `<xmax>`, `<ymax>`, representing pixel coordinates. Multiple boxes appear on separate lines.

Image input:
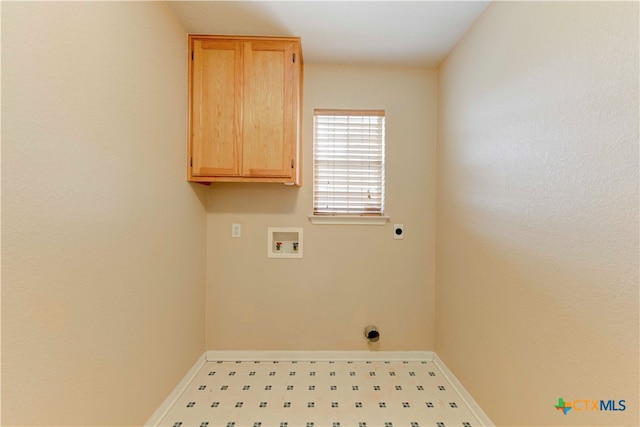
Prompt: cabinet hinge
<box><xmin>292</xmin><ymin>53</ymin><xmax>296</xmax><ymax>63</ymax></box>
<box><xmin>191</xmin><ymin>50</ymin><xmax>194</xmax><ymax>61</ymax></box>
<box><xmin>190</xmin><ymin>157</ymin><xmax>193</xmax><ymax>167</ymax></box>
<box><xmin>291</xmin><ymin>159</ymin><xmax>294</xmax><ymax>168</ymax></box>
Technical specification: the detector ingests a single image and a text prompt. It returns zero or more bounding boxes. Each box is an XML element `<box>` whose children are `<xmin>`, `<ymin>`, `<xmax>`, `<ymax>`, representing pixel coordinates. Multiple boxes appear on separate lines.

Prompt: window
<box><xmin>313</xmin><ymin>109</ymin><xmax>386</xmax><ymax>219</ymax></box>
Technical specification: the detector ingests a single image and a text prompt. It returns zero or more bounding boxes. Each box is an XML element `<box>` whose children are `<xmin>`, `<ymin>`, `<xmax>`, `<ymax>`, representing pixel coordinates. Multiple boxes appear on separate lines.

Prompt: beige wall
<box><xmin>436</xmin><ymin>2</ymin><xmax>639</xmax><ymax>426</ymax></box>
<box><xmin>1</xmin><ymin>2</ymin><xmax>207</xmax><ymax>426</ymax></box>
<box><xmin>206</xmin><ymin>65</ymin><xmax>437</xmax><ymax>351</ymax></box>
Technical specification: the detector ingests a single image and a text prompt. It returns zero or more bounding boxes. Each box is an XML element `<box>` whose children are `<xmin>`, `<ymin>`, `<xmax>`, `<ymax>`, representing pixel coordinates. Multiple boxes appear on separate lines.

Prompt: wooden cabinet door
<box><xmin>242</xmin><ymin>41</ymin><xmax>298</xmax><ymax>178</ymax></box>
<box><xmin>190</xmin><ymin>39</ymin><xmax>242</xmax><ymax>177</ymax></box>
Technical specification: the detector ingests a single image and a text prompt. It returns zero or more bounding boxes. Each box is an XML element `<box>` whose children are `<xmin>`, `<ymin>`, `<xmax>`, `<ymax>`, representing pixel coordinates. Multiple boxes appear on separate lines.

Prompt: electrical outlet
<box><xmin>232</xmin><ymin>223</ymin><xmax>241</xmax><ymax>238</ymax></box>
<box><xmin>393</xmin><ymin>224</ymin><xmax>404</xmax><ymax>240</ymax></box>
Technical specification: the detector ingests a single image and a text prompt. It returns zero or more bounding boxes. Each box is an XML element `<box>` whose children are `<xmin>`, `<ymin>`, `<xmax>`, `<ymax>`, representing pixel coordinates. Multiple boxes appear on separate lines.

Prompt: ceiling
<box><xmin>167</xmin><ymin>1</ymin><xmax>490</xmax><ymax>67</ymax></box>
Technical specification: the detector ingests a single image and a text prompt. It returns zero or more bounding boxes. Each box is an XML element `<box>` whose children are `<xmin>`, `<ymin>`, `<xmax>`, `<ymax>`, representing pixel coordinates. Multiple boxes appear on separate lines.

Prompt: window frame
<box><xmin>309</xmin><ymin>109</ymin><xmax>389</xmax><ymax>225</ymax></box>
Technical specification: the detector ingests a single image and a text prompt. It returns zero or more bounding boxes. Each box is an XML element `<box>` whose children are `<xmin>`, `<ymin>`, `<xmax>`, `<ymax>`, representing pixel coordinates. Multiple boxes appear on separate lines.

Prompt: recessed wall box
<box><xmin>268</xmin><ymin>227</ymin><xmax>303</xmax><ymax>258</ymax></box>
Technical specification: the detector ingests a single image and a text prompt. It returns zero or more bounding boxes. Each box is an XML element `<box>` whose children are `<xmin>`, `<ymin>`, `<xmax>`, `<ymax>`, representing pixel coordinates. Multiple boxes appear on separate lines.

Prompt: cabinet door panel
<box><xmin>191</xmin><ymin>40</ymin><xmax>242</xmax><ymax>176</ymax></box>
<box><xmin>242</xmin><ymin>41</ymin><xmax>295</xmax><ymax>178</ymax></box>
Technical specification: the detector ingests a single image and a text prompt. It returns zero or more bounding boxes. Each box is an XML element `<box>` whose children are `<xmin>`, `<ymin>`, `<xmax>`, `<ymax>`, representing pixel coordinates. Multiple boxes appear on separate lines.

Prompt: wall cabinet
<box><xmin>188</xmin><ymin>35</ymin><xmax>303</xmax><ymax>185</ymax></box>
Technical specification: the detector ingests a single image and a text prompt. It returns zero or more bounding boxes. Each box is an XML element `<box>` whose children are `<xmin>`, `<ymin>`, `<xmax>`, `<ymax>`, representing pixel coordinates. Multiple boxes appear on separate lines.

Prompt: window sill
<box><xmin>308</xmin><ymin>215</ymin><xmax>390</xmax><ymax>225</ymax></box>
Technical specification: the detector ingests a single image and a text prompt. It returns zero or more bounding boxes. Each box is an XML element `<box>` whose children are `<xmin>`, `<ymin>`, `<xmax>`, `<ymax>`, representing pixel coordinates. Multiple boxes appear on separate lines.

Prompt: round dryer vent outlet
<box><xmin>364</xmin><ymin>325</ymin><xmax>380</xmax><ymax>342</ymax></box>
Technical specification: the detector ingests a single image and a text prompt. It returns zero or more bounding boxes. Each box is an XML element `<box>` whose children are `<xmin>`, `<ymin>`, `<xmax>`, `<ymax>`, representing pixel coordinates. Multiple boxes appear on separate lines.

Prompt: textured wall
<box><xmin>436</xmin><ymin>2</ymin><xmax>639</xmax><ymax>426</ymax></box>
<box><xmin>206</xmin><ymin>65</ymin><xmax>437</xmax><ymax>351</ymax></box>
<box><xmin>1</xmin><ymin>2</ymin><xmax>207</xmax><ymax>425</ymax></box>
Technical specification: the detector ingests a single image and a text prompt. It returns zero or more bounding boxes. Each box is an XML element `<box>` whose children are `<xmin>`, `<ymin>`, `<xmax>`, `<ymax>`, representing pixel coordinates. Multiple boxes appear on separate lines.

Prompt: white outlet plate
<box><xmin>393</xmin><ymin>224</ymin><xmax>404</xmax><ymax>239</ymax></box>
<box><xmin>232</xmin><ymin>223</ymin><xmax>241</xmax><ymax>238</ymax></box>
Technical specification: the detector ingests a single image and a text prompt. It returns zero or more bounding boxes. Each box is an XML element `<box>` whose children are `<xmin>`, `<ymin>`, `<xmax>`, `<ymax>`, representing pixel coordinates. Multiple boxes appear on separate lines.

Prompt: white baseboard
<box><xmin>433</xmin><ymin>353</ymin><xmax>495</xmax><ymax>427</ymax></box>
<box><xmin>206</xmin><ymin>350</ymin><xmax>434</xmax><ymax>361</ymax></box>
<box><xmin>144</xmin><ymin>352</ymin><xmax>207</xmax><ymax>427</ymax></box>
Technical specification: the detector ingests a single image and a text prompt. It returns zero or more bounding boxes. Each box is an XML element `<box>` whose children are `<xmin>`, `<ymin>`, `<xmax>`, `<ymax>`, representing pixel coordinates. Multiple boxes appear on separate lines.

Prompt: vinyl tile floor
<box><xmin>158</xmin><ymin>359</ymin><xmax>483</xmax><ymax>427</ymax></box>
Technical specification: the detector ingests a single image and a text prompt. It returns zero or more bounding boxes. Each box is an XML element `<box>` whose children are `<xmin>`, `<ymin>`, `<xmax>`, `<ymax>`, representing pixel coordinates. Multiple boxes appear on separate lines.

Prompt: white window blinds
<box><xmin>313</xmin><ymin>109</ymin><xmax>386</xmax><ymax>215</ymax></box>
